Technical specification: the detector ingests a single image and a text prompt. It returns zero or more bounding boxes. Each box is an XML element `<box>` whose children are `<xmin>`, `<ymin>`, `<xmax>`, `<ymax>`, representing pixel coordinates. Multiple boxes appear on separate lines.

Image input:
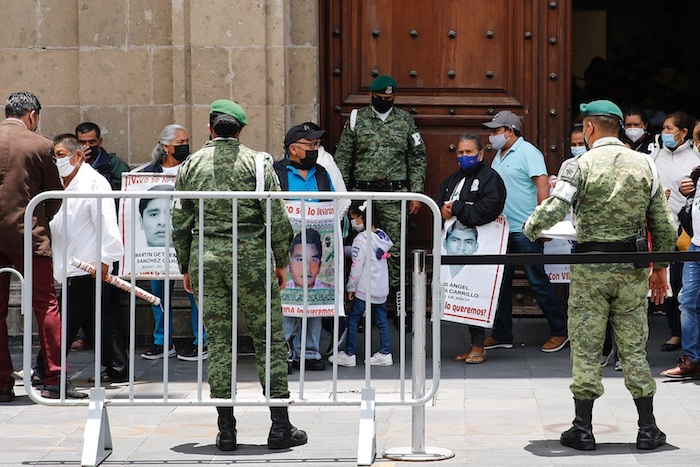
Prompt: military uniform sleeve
<box><xmin>172</xmin><ymin>163</ymin><xmax>195</xmax><ymax>274</ymax></box>
<box><xmin>523</xmin><ymin>159</ymin><xmax>581</xmax><ymax>241</ymax></box>
<box><xmin>334</xmin><ymin>124</ymin><xmax>355</xmax><ymax>187</ymax></box>
<box><xmin>264</xmin><ymin>161</ymin><xmax>293</xmax><ymax>268</ymax></box>
<box><xmin>405</xmin><ymin>116</ymin><xmax>427</xmax><ymax>193</ymax></box>
<box><xmin>646</xmin><ymin>184</ymin><xmax>678</xmax><ymax>269</ymax></box>
<box><xmin>452</xmin><ymin>172</ymin><xmax>507</xmax><ymax>227</ymax></box>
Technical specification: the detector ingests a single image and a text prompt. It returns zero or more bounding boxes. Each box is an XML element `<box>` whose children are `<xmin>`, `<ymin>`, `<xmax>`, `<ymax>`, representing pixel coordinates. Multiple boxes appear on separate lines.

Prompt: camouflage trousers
<box><xmin>190</xmin><ymin>240</ymin><xmax>289</xmax><ymax>400</ymax></box>
<box><xmin>372</xmin><ymin>198</ymin><xmax>403</xmax><ymax>289</ymax></box>
<box><xmin>568</xmin><ymin>264</ymin><xmax>656</xmax><ymax>400</ymax></box>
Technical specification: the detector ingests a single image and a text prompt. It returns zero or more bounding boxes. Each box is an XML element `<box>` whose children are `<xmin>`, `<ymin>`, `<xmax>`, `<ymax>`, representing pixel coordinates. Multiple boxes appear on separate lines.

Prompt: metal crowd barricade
<box><xmin>22</xmin><ymin>190</ymin><xmax>450</xmax><ymax>466</ymax></box>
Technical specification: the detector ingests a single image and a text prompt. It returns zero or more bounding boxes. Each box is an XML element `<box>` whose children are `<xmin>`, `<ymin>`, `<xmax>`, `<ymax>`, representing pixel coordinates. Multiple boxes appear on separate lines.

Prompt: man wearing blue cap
<box><xmin>335</xmin><ymin>75</ymin><xmax>427</xmax><ymax>315</ymax></box>
<box><xmin>523</xmin><ymin>99</ymin><xmax>676</xmax><ymax>451</ymax></box>
<box><xmin>172</xmin><ymin>99</ymin><xmax>307</xmax><ymax>451</ymax></box>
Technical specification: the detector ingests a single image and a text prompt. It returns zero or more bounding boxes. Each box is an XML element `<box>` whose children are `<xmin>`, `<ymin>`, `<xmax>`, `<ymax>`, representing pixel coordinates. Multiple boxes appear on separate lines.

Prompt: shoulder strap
<box><xmin>644</xmin><ymin>154</ymin><xmax>659</xmax><ymax>199</ymax></box>
<box><xmin>350</xmin><ymin>109</ymin><xmax>358</xmax><ymax>131</ymax></box>
<box><xmin>255</xmin><ymin>152</ymin><xmax>273</xmax><ymax>192</ymax></box>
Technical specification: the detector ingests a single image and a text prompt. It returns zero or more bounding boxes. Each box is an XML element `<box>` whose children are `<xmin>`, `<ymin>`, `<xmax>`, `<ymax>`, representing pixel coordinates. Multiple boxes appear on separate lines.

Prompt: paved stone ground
<box><xmin>1</xmin><ymin>315</ymin><xmax>699</xmax><ymax>467</ymax></box>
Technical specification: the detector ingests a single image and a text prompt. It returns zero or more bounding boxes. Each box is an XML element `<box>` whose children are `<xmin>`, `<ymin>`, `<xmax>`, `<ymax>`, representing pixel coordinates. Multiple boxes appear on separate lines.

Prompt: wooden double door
<box><xmin>320</xmin><ymin>0</ymin><xmax>572</xmax><ymax>245</ymax></box>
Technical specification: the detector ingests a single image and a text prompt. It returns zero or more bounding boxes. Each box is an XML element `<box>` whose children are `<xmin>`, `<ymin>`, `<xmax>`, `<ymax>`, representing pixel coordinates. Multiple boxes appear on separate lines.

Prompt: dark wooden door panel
<box><xmin>321</xmin><ymin>0</ymin><xmax>571</xmax><ymax>246</ymax></box>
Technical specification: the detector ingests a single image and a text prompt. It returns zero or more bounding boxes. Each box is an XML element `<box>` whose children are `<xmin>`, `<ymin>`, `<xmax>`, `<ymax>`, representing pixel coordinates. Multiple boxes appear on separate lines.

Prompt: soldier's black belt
<box><xmin>576</xmin><ymin>241</ymin><xmax>636</xmax><ymax>253</ymax></box>
<box><xmin>355</xmin><ymin>180</ymin><xmax>407</xmax><ymax>191</ymax></box>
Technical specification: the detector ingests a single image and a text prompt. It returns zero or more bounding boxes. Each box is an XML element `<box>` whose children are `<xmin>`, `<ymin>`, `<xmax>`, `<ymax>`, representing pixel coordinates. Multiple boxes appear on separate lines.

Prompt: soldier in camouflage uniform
<box><xmin>523</xmin><ymin>100</ymin><xmax>677</xmax><ymax>452</ymax></box>
<box><xmin>335</xmin><ymin>75</ymin><xmax>427</xmax><ymax>298</ymax></box>
<box><xmin>172</xmin><ymin>99</ymin><xmax>307</xmax><ymax>452</ymax></box>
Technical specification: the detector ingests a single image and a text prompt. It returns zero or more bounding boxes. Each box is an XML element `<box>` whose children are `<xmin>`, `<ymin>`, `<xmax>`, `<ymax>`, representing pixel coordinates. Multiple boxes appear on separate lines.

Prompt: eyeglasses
<box><xmin>295</xmin><ymin>141</ymin><xmax>321</xmax><ymax>149</ymax></box>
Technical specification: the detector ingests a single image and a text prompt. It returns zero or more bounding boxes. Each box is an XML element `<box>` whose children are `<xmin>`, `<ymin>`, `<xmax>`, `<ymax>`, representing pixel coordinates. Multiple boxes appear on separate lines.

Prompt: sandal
<box><xmin>454</xmin><ymin>351</ymin><xmax>471</xmax><ymax>361</ymax></box>
<box><xmin>464</xmin><ymin>347</ymin><xmax>486</xmax><ymax>364</ymax></box>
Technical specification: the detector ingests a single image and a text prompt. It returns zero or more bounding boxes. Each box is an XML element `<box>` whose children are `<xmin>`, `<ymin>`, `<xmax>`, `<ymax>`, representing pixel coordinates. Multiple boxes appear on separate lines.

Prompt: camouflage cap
<box><xmin>369</xmin><ymin>75</ymin><xmax>397</xmax><ymax>94</ymax></box>
<box><xmin>579</xmin><ymin>100</ymin><xmax>623</xmax><ymax>121</ymax></box>
<box><xmin>209</xmin><ymin>99</ymin><xmax>248</xmax><ymax>126</ymax></box>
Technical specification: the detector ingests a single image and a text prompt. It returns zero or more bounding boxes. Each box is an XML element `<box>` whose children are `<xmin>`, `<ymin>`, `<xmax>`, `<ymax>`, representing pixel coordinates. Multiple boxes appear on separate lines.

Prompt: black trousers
<box><xmin>36</xmin><ymin>274</ymin><xmax>128</xmax><ymax>378</ymax></box>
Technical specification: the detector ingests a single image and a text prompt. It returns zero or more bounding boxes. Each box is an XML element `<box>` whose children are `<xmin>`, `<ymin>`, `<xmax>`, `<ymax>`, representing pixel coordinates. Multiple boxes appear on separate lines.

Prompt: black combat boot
<box><xmin>216</xmin><ymin>407</ymin><xmax>237</xmax><ymax>451</ymax></box>
<box><xmin>634</xmin><ymin>397</ymin><xmax>666</xmax><ymax>450</ymax></box>
<box><xmin>560</xmin><ymin>398</ymin><xmax>596</xmax><ymax>450</ymax></box>
<box><xmin>267</xmin><ymin>407</ymin><xmax>308</xmax><ymax>449</ymax></box>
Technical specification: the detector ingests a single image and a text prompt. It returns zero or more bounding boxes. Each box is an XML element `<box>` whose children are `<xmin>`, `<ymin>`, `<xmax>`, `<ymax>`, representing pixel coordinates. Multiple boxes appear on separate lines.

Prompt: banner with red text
<box><xmin>440</xmin><ymin>215</ymin><xmax>509</xmax><ymax>327</ymax></box>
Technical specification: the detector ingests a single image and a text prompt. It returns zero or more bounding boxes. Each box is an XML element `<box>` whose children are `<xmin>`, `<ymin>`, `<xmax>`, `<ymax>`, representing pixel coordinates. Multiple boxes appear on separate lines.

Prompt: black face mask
<box><xmin>289</xmin><ymin>149</ymin><xmax>318</xmax><ymax>170</ymax></box>
<box><xmin>172</xmin><ymin>144</ymin><xmax>190</xmax><ymax>162</ymax></box>
<box><xmin>372</xmin><ymin>96</ymin><xmax>394</xmax><ymax>113</ymax></box>
<box><xmin>86</xmin><ymin>145</ymin><xmax>100</xmax><ymax>160</ymax></box>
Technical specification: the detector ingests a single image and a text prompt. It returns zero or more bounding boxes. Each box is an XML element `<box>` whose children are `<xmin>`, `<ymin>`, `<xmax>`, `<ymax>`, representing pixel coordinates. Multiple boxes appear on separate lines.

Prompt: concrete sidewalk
<box><xmin>1</xmin><ymin>315</ymin><xmax>699</xmax><ymax>467</ymax></box>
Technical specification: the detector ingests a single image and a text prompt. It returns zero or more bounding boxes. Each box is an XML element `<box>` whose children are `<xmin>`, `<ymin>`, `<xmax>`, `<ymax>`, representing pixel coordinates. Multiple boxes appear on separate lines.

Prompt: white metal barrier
<box><xmin>22</xmin><ymin>190</ymin><xmax>451</xmax><ymax>466</ymax></box>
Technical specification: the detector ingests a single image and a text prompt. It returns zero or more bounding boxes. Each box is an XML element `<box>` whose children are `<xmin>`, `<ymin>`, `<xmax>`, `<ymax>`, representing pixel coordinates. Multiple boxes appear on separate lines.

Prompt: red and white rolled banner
<box><xmin>69</xmin><ymin>257</ymin><xmax>161</xmax><ymax>306</ymax></box>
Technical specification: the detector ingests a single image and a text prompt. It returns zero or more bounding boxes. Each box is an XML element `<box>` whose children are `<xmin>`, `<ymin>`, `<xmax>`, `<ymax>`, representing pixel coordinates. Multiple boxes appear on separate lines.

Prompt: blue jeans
<box><xmin>345</xmin><ymin>298</ymin><xmax>391</xmax><ymax>356</ymax></box>
<box><xmin>679</xmin><ymin>244</ymin><xmax>700</xmax><ymax>362</ymax></box>
<box><xmin>150</xmin><ymin>280</ymin><xmax>207</xmax><ymax>346</ymax></box>
<box><xmin>665</xmin><ymin>258</ymin><xmax>683</xmax><ymax>337</ymax></box>
<box><xmin>283</xmin><ymin>316</ymin><xmax>322</xmax><ymax>361</ymax></box>
<box><xmin>492</xmin><ymin>232</ymin><xmax>567</xmax><ymax>342</ymax></box>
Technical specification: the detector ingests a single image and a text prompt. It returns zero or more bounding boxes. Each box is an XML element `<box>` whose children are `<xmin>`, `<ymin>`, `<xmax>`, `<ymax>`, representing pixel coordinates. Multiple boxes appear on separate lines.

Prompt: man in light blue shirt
<box><xmin>485</xmin><ymin>111</ymin><xmax>568</xmax><ymax>353</ymax></box>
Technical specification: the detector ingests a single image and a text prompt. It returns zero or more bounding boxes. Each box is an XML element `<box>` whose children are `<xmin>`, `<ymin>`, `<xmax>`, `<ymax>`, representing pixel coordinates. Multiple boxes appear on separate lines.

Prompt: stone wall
<box><xmin>0</xmin><ymin>0</ymin><xmax>320</xmax><ymax>164</ymax></box>
<box><xmin>2</xmin><ymin>0</ymin><xmax>320</xmax><ymax>338</ymax></box>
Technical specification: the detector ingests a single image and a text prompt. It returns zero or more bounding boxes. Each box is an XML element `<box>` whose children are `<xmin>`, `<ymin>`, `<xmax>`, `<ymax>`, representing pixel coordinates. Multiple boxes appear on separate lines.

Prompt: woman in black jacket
<box><xmin>436</xmin><ymin>134</ymin><xmax>507</xmax><ymax>364</ymax></box>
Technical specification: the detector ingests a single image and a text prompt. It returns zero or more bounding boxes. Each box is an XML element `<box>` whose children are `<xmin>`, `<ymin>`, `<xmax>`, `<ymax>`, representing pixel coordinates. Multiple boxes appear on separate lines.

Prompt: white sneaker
<box><xmin>369</xmin><ymin>352</ymin><xmax>393</xmax><ymax>366</ymax></box>
<box><xmin>328</xmin><ymin>351</ymin><xmax>356</xmax><ymax>367</ymax></box>
<box><xmin>614</xmin><ymin>360</ymin><xmax>622</xmax><ymax>371</ymax></box>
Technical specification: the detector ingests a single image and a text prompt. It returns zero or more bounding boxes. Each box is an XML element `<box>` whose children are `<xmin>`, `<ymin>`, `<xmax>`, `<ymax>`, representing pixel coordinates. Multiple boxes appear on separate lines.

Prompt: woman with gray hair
<box><xmin>132</xmin><ymin>124</ymin><xmax>208</xmax><ymax>361</ymax></box>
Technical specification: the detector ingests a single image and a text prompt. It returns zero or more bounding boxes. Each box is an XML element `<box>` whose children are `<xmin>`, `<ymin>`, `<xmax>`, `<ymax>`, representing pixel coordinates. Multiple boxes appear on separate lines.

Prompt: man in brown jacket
<box><xmin>0</xmin><ymin>92</ymin><xmax>85</xmax><ymax>401</ymax></box>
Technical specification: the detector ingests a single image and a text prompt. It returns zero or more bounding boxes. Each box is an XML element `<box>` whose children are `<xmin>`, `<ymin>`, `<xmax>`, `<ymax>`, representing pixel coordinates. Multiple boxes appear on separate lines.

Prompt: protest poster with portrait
<box><xmin>543</xmin><ymin>175</ymin><xmax>574</xmax><ymax>283</ymax></box>
<box><xmin>440</xmin><ymin>215</ymin><xmax>508</xmax><ymax>328</ymax></box>
<box><xmin>281</xmin><ymin>200</ymin><xmax>339</xmax><ymax>318</ymax></box>
<box><xmin>118</xmin><ymin>172</ymin><xmax>181</xmax><ymax>279</ymax></box>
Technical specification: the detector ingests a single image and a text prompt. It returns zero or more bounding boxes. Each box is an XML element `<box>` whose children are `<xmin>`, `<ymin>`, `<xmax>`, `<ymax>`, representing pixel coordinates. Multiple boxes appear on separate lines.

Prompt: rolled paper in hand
<box><xmin>68</xmin><ymin>257</ymin><xmax>161</xmax><ymax>306</ymax></box>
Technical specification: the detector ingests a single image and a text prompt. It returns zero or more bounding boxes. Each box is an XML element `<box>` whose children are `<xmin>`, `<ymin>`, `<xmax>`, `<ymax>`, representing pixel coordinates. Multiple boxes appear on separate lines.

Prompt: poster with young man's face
<box><xmin>119</xmin><ymin>173</ymin><xmax>181</xmax><ymax>279</ymax></box>
<box><xmin>440</xmin><ymin>215</ymin><xmax>509</xmax><ymax>328</ymax></box>
<box><xmin>280</xmin><ymin>200</ymin><xmax>340</xmax><ymax>318</ymax></box>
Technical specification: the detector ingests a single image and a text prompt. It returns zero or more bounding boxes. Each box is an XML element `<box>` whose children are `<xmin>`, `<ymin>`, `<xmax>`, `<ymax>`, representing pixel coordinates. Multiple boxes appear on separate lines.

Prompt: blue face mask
<box><xmin>457</xmin><ymin>154</ymin><xmax>479</xmax><ymax>171</ymax></box>
<box><xmin>661</xmin><ymin>132</ymin><xmax>679</xmax><ymax>149</ymax></box>
<box><xmin>570</xmin><ymin>146</ymin><xmax>586</xmax><ymax>157</ymax></box>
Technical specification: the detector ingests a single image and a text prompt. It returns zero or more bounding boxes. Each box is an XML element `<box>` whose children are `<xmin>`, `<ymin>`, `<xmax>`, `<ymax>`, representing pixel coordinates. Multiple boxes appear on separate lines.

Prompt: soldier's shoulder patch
<box><xmin>559</xmin><ymin>159</ymin><xmax>580</xmax><ymax>182</ymax></box>
<box><xmin>411</xmin><ymin>132</ymin><xmax>423</xmax><ymax>147</ymax></box>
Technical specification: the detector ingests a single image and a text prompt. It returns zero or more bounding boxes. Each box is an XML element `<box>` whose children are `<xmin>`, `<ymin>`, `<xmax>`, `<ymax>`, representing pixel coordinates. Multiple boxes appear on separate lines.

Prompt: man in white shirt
<box><xmin>49</xmin><ymin>133</ymin><xmax>127</xmax><ymax>384</ymax></box>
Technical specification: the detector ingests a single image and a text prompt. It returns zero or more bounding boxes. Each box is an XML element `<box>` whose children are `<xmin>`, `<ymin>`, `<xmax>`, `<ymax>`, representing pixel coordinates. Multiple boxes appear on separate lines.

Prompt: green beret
<box><xmin>369</xmin><ymin>75</ymin><xmax>397</xmax><ymax>94</ymax></box>
<box><xmin>579</xmin><ymin>100</ymin><xmax>623</xmax><ymax>121</ymax></box>
<box><xmin>210</xmin><ymin>99</ymin><xmax>248</xmax><ymax>126</ymax></box>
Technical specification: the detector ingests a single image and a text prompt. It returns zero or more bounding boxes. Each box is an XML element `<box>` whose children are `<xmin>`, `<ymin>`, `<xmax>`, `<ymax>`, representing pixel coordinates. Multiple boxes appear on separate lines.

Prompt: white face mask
<box><xmin>694</xmin><ymin>142</ymin><xmax>700</xmax><ymax>158</ymax></box>
<box><xmin>625</xmin><ymin>127</ymin><xmax>645</xmax><ymax>143</ymax></box>
<box><xmin>489</xmin><ymin>133</ymin><xmax>509</xmax><ymax>150</ymax></box>
<box><xmin>351</xmin><ymin>218</ymin><xmax>365</xmax><ymax>232</ymax></box>
<box><xmin>55</xmin><ymin>154</ymin><xmax>76</xmax><ymax>177</ymax></box>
